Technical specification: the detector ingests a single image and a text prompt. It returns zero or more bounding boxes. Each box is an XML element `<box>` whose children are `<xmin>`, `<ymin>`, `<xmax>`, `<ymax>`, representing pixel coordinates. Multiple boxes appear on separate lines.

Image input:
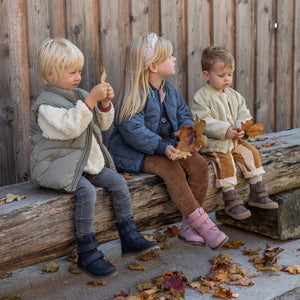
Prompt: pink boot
<box><xmin>178</xmin><ymin>216</ymin><xmax>206</xmax><ymax>246</ymax></box>
<box><xmin>187</xmin><ymin>208</ymin><xmax>228</xmax><ymax>250</ymax></box>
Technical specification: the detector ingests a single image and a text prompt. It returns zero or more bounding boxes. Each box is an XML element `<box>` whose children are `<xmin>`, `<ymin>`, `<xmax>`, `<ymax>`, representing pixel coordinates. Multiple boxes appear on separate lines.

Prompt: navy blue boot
<box><xmin>116</xmin><ymin>218</ymin><xmax>159</xmax><ymax>256</ymax></box>
<box><xmin>76</xmin><ymin>233</ymin><xmax>116</xmax><ymax>277</ymax></box>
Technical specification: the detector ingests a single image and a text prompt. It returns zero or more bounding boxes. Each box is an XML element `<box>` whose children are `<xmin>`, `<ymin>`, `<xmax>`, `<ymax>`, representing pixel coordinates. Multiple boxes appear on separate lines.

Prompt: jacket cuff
<box><xmin>83</xmin><ymin>100</ymin><xmax>93</xmax><ymax>113</ymax></box>
<box><xmin>97</xmin><ymin>101</ymin><xmax>112</xmax><ymax>112</ymax></box>
<box><xmin>155</xmin><ymin>141</ymin><xmax>168</xmax><ymax>156</ymax></box>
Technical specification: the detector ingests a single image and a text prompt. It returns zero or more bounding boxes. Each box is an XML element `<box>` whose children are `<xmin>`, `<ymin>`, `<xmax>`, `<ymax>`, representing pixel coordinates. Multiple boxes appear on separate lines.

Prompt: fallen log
<box><xmin>0</xmin><ymin>128</ymin><xmax>299</xmax><ymax>272</ymax></box>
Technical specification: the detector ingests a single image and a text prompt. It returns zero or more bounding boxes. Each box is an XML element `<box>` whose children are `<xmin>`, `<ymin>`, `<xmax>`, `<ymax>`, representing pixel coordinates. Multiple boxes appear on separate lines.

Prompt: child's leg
<box><xmin>141</xmin><ymin>154</ymin><xmax>199</xmax><ymax>216</ymax></box>
<box><xmin>75</xmin><ymin>176</ymin><xmax>116</xmax><ymax>277</ymax></box>
<box><xmin>88</xmin><ymin>167</ymin><xmax>159</xmax><ymax>256</ymax></box>
<box><xmin>75</xmin><ymin>176</ymin><xmax>97</xmax><ymax>238</ymax></box>
<box><xmin>87</xmin><ymin>167</ymin><xmax>133</xmax><ymax>221</ymax></box>
<box><xmin>233</xmin><ymin>140</ymin><xmax>278</xmax><ymax>209</ymax></box>
<box><xmin>204</xmin><ymin>150</ymin><xmax>251</xmax><ymax>220</ymax></box>
<box><xmin>141</xmin><ymin>155</ymin><xmax>228</xmax><ymax>249</ymax></box>
<box><xmin>178</xmin><ymin>152</ymin><xmax>209</xmax><ymax>206</ymax></box>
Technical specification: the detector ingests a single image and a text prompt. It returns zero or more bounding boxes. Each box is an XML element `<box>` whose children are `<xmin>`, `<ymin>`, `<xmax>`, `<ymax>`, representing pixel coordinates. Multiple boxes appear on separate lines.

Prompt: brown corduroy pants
<box><xmin>141</xmin><ymin>153</ymin><xmax>209</xmax><ymax>217</ymax></box>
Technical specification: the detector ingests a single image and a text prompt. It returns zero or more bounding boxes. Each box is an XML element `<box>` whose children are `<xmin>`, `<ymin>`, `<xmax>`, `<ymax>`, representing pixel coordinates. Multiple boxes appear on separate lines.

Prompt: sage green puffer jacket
<box><xmin>29</xmin><ymin>85</ymin><xmax>115</xmax><ymax>193</ymax></box>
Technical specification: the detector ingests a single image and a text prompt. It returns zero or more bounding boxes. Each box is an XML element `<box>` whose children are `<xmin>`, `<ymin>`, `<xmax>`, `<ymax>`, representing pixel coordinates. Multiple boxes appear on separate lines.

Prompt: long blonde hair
<box><xmin>115</xmin><ymin>34</ymin><xmax>173</xmax><ymax>124</ymax></box>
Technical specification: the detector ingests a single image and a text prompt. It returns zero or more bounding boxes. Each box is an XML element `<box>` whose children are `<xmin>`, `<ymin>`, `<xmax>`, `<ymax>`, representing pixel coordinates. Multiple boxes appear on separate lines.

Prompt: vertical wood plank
<box><xmin>275</xmin><ymin>0</ymin><xmax>293</xmax><ymax>131</ymax></box>
<box><xmin>7</xmin><ymin>0</ymin><xmax>31</xmax><ymax>183</ymax></box>
<box><xmin>293</xmin><ymin>0</ymin><xmax>300</xmax><ymax>128</ymax></box>
<box><xmin>26</xmin><ymin>0</ymin><xmax>51</xmax><ymax>101</ymax></box>
<box><xmin>255</xmin><ymin>0</ymin><xmax>275</xmax><ymax>132</ymax></box>
<box><xmin>235</xmin><ymin>0</ymin><xmax>255</xmax><ymax>115</ymax></box>
<box><xmin>130</xmin><ymin>0</ymin><xmax>151</xmax><ymax>38</ymax></box>
<box><xmin>160</xmin><ymin>0</ymin><xmax>183</xmax><ymax>89</ymax></box>
<box><xmin>186</xmin><ymin>0</ymin><xmax>211</xmax><ymax>105</ymax></box>
<box><xmin>49</xmin><ymin>0</ymin><xmax>66</xmax><ymax>38</ymax></box>
<box><xmin>0</xmin><ymin>0</ymin><xmax>16</xmax><ymax>186</ymax></box>
<box><xmin>66</xmin><ymin>0</ymin><xmax>100</xmax><ymax>91</ymax></box>
<box><xmin>99</xmin><ymin>0</ymin><xmax>130</xmax><ymax>97</ymax></box>
<box><xmin>212</xmin><ymin>0</ymin><xmax>234</xmax><ymax>54</ymax></box>
<box><xmin>149</xmin><ymin>0</ymin><xmax>160</xmax><ymax>34</ymax></box>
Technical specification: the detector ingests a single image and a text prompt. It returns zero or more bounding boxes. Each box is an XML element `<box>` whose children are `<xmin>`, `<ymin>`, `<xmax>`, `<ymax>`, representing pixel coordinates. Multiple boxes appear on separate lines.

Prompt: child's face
<box><xmin>53</xmin><ymin>66</ymin><xmax>82</xmax><ymax>91</ymax></box>
<box><xmin>203</xmin><ymin>62</ymin><xmax>233</xmax><ymax>93</ymax></box>
<box><xmin>156</xmin><ymin>55</ymin><xmax>176</xmax><ymax>79</ymax></box>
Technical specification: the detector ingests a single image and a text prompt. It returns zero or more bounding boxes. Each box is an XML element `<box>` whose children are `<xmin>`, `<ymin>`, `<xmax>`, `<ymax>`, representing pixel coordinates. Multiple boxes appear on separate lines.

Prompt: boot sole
<box><xmin>225</xmin><ymin>209</ymin><xmax>252</xmax><ymax>220</ymax></box>
<box><xmin>178</xmin><ymin>235</ymin><xmax>206</xmax><ymax>246</ymax></box>
<box><xmin>121</xmin><ymin>245</ymin><xmax>160</xmax><ymax>257</ymax></box>
<box><xmin>248</xmin><ymin>201</ymin><xmax>279</xmax><ymax>209</ymax></box>
<box><xmin>210</xmin><ymin>235</ymin><xmax>229</xmax><ymax>250</ymax></box>
<box><xmin>77</xmin><ymin>264</ymin><xmax>118</xmax><ymax>279</ymax></box>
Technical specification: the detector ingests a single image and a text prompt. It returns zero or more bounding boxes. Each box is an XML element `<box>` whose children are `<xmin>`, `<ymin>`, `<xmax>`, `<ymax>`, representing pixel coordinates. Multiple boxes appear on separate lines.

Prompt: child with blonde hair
<box><xmin>190</xmin><ymin>46</ymin><xmax>278</xmax><ymax>220</ymax></box>
<box><xmin>109</xmin><ymin>33</ymin><xmax>228</xmax><ymax>250</ymax></box>
<box><xmin>30</xmin><ymin>38</ymin><xmax>158</xmax><ymax>278</ymax></box>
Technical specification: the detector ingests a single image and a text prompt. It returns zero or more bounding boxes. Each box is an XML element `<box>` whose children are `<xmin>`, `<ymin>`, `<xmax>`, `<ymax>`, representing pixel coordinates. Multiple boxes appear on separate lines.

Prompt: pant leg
<box><xmin>204</xmin><ymin>149</ymin><xmax>237</xmax><ymax>188</ymax></box>
<box><xmin>75</xmin><ymin>176</ymin><xmax>97</xmax><ymax>238</ymax></box>
<box><xmin>232</xmin><ymin>140</ymin><xmax>265</xmax><ymax>178</ymax></box>
<box><xmin>88</xmin><ymin>167</ymin><xmax>133</xmax><ymax>221</ymax></box>
<box><xmin>141</xmin><ymin>155</ymin><xmax>200</xmax><ymax>216</ymax></box>
<box><xmin>178</xmin><ymin>153</ymin><xmax>209</xmax><ymax>206</ymax></box>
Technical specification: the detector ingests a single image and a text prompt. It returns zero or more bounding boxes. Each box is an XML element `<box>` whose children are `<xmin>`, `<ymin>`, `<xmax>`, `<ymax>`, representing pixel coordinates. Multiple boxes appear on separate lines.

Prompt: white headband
<box><xmin>144</xmin><ymin>32</ymin><xmax>158</xmax><ymax>67</ymax></box>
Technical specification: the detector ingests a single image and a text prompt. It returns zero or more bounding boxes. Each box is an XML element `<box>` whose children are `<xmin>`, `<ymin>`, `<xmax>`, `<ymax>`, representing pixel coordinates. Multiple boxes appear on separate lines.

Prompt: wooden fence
<box><xmin>0</xmin><ymin>0</ymin><xmax>299</xmax><ymax>187</ymax></box>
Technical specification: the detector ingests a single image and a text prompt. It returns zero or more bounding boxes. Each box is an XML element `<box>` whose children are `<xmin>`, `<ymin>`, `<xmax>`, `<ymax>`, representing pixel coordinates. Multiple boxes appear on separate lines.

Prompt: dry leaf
<box><xmin>261</xmin><ymin>141</ymin><xmax>279</xmax><ymax>147</ymax></box>
<box><xmin>0</xmin><ymin>272</ymin><xmax>13</xmax><ymax>279</ymax></box>
<box><xmin>223</xmin><ymin>240</ymin><xmax>244</xmax><ymax>249</ymax></box>
<box><xmin>86</xmin><ymin>279</ymin><xmax>107</xmax><ymax>286</ymax></box>
<box><xmin>42</xmin><ymin>261</ymin><xmax>59</xmax><ymax>273</ymax></box>
<box><xmin>241</xmin><ymin>120</ymin><xmax>266</xmax><ymax>139</ymax></box>
<box><xmin>5</xmin><ymin>193</ymin><xmax>26</xmax><ymax>203</ymax></box>
<box><xmin>243</xmin><ymin>247</ymin><xmax>262</xmax><ymax>255</ymax></box>
<box><xmin>170</xmin><ymin>151</ymin><xmax>192</xmax><ymax>160</ymax></box>
<box><xmin>121</xmin><ymin>172</ymin><xmax>134</xmax><ymax>179</ymax></box>
<box><xmin>67</xmin><ymin>248</ymin><xmax>78</xmax><ymax>263</ymax></box>
<box><xmin>137</xmin><ymin>279</ymin><xmax>153</xmax><ymax>291</ymax></box>
<box><xmin>283</xmin><ymin>264</ymin><xmax>300</xmax><ymax>275</ymax></box>
<box><xmin>137</xmin><ymin>251</ymin><xmax>159</xmax><ymax>261</ymax></box>
<box><xmin>69</xmin><ymin>264</ymin><xmax>81</xmax><ymax>274</ymax></box>
<box><xmin>164</xmin><ymin>225</ymin><xmax>180</xmax><ymax>238</ymax></box>
<box><xmin>193</xmin><ymin>116</ymin><xmax>207</xmax><ymax>148</ymax></box>
<box><xmin>171</xmin><ymin>118</ymin><xmax>207</xmax><ymax>160</ymax></box>
<box><xmin>129</xmin><ymin>262</ymin><xmax>145</xmax><ymax>271</ymax></box>
<box><xmin>213</xmin><ymin>285</ymin><xmax>233</xmax><ymax>299</ymax></box>
<box><xmin>100</xmin><ymin>66</ymin><xmax>107</xmax><ymax>83</ymax></box>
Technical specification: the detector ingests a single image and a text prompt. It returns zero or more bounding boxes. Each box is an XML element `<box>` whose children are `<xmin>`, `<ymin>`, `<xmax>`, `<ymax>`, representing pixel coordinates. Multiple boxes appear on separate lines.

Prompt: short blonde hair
<box><xmin>37</xmin><ymin>38</ymin><xmax>84</xmax><ymax>85</ymax></box>
<box><xmin>115</xmin><ymin>34</ymin><xmax>173</xmax><ymax>124</ymax></box>
<box><xmin>201</xmin><ymin>46</ymin><xmax>235</xmax><ymax>72</ymax></box>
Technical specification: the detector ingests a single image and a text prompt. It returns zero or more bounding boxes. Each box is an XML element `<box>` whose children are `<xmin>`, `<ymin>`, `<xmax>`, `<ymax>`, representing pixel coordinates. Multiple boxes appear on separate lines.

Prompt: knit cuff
<box><xmin>97</xmin><ymin>101</ymin><xmax>112</xmax><ymax>112</ymax></box>
<box><xmin>83</xmin><ymin>100</ymin><xmax>93</xmax><ymax>113</ymax></box>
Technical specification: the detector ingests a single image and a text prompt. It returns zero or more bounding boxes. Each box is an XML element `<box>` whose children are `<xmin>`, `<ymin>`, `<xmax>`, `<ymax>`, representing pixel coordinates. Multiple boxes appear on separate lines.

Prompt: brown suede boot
<box><xmin>223</xmin><ymin>190</ymin><xmax>251</xmax><ymax>220</ymax></box>
<box><xmin>248</xmin><ymin>181</ymin><xmax>278</xmax><ymax>209</ymax></box>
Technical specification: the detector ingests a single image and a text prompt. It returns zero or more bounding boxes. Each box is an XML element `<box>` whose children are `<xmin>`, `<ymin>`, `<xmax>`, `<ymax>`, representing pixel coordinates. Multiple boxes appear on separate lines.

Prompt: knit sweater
<box><xmin>190</xmin><ymin>84</ymin><xmax>252</xmax><ymax>154</ymax></box>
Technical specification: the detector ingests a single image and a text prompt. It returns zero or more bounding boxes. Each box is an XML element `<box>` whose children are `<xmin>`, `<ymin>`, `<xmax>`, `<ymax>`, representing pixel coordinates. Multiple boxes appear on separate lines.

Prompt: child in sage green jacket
<box><xmin>30</xmin><ymin>38</ymin><xmax>158</xmax><ymax>278</ymax></box>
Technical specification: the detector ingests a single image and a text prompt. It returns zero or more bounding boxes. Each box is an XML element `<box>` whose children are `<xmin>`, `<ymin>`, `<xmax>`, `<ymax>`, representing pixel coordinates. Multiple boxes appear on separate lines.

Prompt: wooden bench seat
<box><xmin>1</xmin><ymin>128</ymin><xmax>300</xmax><ymax>273</ymax></box>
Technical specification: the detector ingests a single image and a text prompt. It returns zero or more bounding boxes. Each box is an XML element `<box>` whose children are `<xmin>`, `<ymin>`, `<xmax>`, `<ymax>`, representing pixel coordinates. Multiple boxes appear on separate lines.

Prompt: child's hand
<box><xmin>165</xmin><ymin>145</ymin><xmax>180</xmax><ymax>160</ymax></box>
<box><xmin>100</xmin><ymin>84</ymin><xmax>114</xmax><ymax>109</ymax></box>
<box><xmin>233</xmin><ymin>128</ymin><xmax>245</xmax><ymax>140</ymax></box>
<box><xmin>85</xmin><ymin>83</ymin><xmax>108</xmax><ymax>109</ymax></box>
<box><xmin>225</xmin><ymin>126</ymin><xmax>238</xmax><ymax>139</ymax></box>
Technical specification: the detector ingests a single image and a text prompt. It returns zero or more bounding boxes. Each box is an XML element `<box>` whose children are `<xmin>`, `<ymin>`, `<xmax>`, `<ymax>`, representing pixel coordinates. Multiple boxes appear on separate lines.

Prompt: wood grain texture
<box><xmin>216</xmin><ymin>188</ymin><xmax>300</xmax><ymax>240</ymax></box>
<box><xmin>255</xmin><ymin>0</ymin><xmax>275</xmax><ymax>132</ymax></box>
<box><xmin>1</xmin><ymin>129</ymin><xmax>299</xmax><ymax>272</ymax></box>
